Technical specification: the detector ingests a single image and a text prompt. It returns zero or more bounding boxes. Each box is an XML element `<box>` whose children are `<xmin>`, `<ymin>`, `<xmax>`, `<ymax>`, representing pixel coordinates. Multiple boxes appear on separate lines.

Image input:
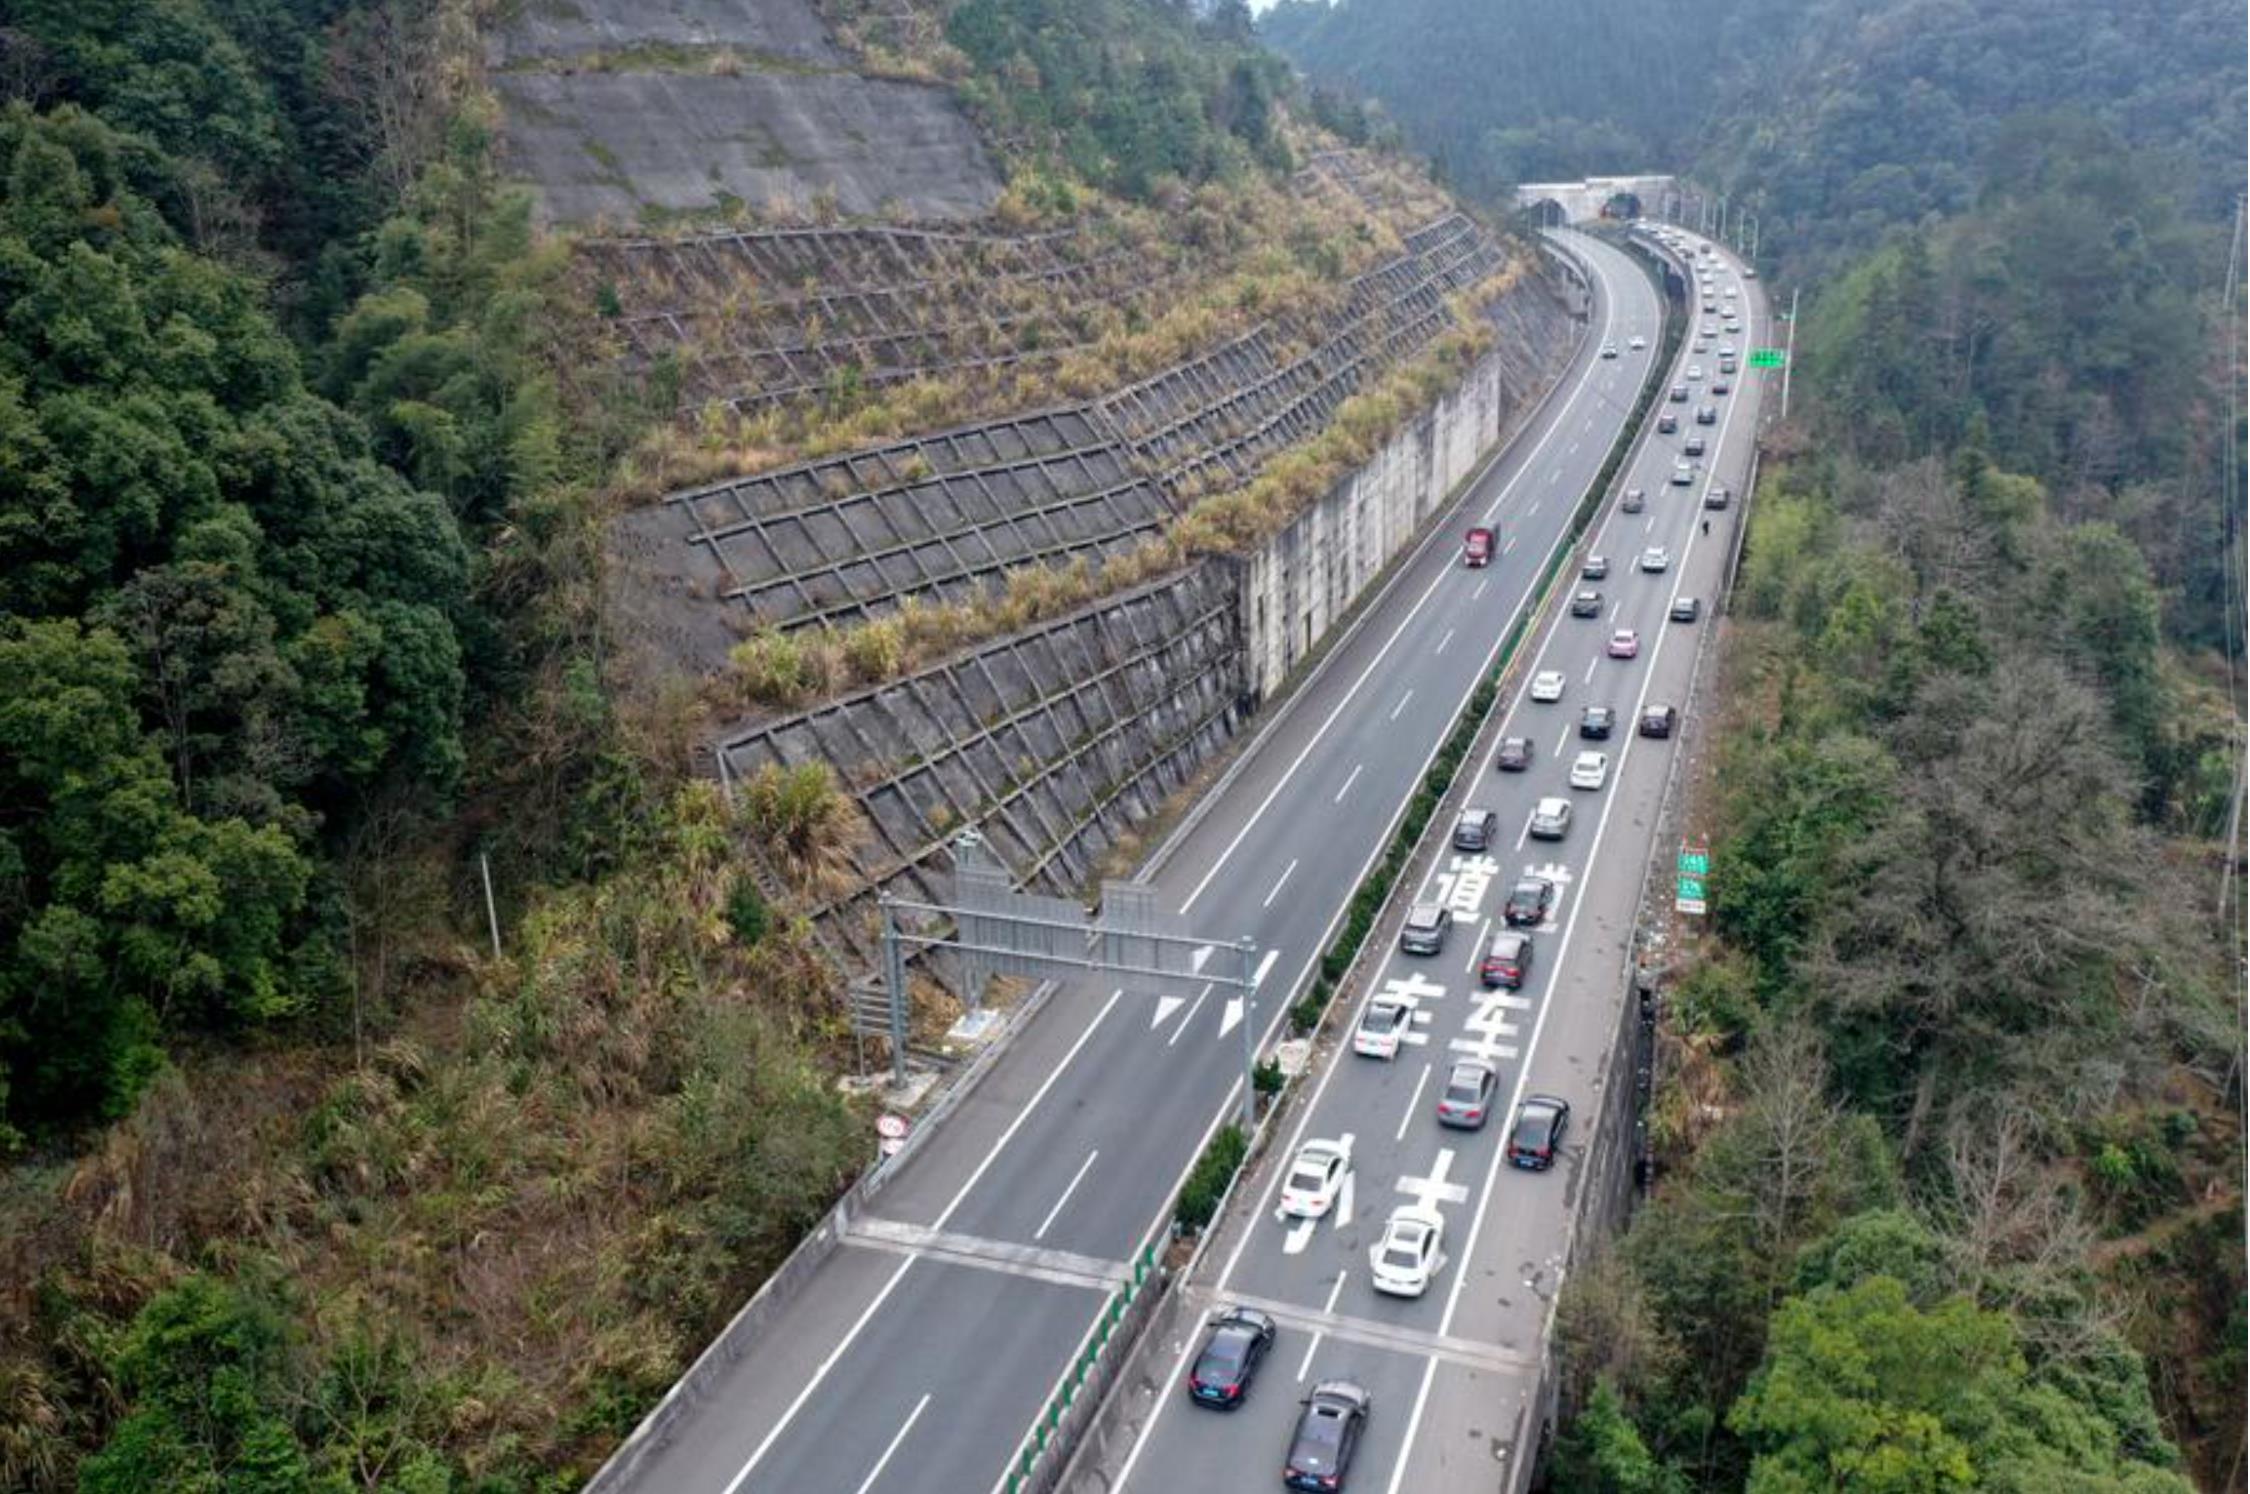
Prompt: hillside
<box><xmin>0</xmin><ymin>1</ymin><xmax>1586</xmax><ymax>1488</ymax></box>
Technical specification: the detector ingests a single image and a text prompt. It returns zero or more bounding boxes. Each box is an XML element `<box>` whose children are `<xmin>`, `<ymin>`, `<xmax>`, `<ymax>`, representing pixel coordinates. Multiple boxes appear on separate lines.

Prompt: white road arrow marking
<box><xmin>1282</xmin><ymin>1216</ymin><xmax>1317</xmax><ymax>1256</ymax></box>
<box><xmin>1149</xmin><ymin>994</ymin><xmax>1185</xmax><ymax>1030</ymax></box>
<box><xmin>1336</xmin><ymin>1161</ymin><xmax>1356</xmax><ymax>1228</ymax></box>
<box><xmin>1221</xmin><ymin>996</ymin><xmax>1245</xmax><ymax>1038</ymax></box>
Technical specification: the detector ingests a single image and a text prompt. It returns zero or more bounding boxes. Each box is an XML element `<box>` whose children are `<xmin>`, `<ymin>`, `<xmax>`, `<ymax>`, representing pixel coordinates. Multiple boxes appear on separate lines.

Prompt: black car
<box><xmin>1581</xmin><ymin>554</ymin><xmax>1609</xmax><ymax>580</ymax></box>
<box><xmin>1452</xmin><ymin>807</ymin><xmax>1498</xmax><ymax>852</ymax></box>
<box><xmin>1638</xmin><ymin>703</ymin><xmax>1678</xmax><ymax>739</ymax></box>
<box><xmin>1703</xmin><ymin>485</ymin><xmax>1731</xmax><ymax>510</ymax></box>
<box><xmin>1479</xmin><ymin>929</ymin><xmax>1533</xmax><ymax>988</ymax></box>
<box><xmin>1668</xmin><ymin>383</ymin><xmax>1689</xmax><ymax>402</ymax></box>
<box><xmin>1670</xmin><ymin>596</ymin><xmax>1702</xmax><ymax>622</ymax></box>
<box><xmin>1187</xmin><ymin>1306</ymin><xmax>1277</xmax><ymax>1408</ymax></box>
<box><xmin>1579</xmin><ymin>704</ymin><xmax>1615</xmax><ymax>739</ymax></box>
<box><xmin>1285</xmin><ymin>1380</ymin><xmax>1371</xmax><ymax>1491</ymax></box>
<box><xmin>1506</xmin><ymin>1095</ymin><xmax>1571</xmax><ymax>1171</ymax></box>
<box><xmin>1621</xmin><ymin>487</ymin><xmax>1646</xmax><ymax>513</ymax></box>
<box><xmin>1494</xmin><ymin>736</ymin><xmax>1534</xmax><ymax>772</ymax></box>
<box><xmin>1695</xmin><ymin>404</ymin><xmax>1718</xmax><ymax>425</ymax></box>
<box><xmin>1683</xmin><ymin>434</ymin><xmax>1707</xmax><ymax>457</ymax></box>
<box><xmin>1571</xmin><ymin>588</ymin><xmax>1604</xmax><ymax>618</ymax></box>
<box><xmin>1656</xmin><ymin>411</ymin><xmax>1678</xmax><ymax>434</ymax></box>
<box><xmin>1503</xmin><ymin>877</ymin><xmax>1555</xmax><ymax>928</ymax></box>
<box><xmin>1710</xmin><ymin>378</ymin><xmax>1731</xmax><ymax>395</ymax></box>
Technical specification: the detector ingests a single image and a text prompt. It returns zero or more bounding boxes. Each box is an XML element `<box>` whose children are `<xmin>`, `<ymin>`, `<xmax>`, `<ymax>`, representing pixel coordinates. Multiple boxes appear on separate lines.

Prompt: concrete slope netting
<box><xmin>716</xmin><ymin>563</ymin><xmax>1248</xmax><ymax>962</ymax></box>
<box><xmin>579</xmin><ymin>225</ymin><xmax>1182</xmax><ymax>417</ymax></box>
<box><xmin>607</xmin><ymin>210</ymin><xmax>1515</xmax><ymax>657</ymax></box>
<box><xmin>614</xmin><ymin>407</ymin><xmax>1174</xmax><ymax>639</ymax></box>
<box><xmin>1097</xmin><ymin>212</ymin><xmax>1508</xmax><ymax>501</ymax></box>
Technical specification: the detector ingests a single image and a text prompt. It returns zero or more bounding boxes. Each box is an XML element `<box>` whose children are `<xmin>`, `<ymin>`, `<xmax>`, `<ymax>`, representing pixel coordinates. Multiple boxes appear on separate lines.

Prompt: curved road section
<box><xmin>1107</xmin><ymin>228</ymin><xmax>1767</xmax><ymax>1494</ymax></box>
<box><xmin>607</xmin><ymin>229</ymin><xmax>1666</xmax><ymax>1494</ymax></box>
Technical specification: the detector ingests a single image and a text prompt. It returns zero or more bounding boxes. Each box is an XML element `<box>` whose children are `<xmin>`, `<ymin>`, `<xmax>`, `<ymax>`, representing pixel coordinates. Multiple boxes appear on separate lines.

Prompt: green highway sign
<box><xmin>1748</xmin><ymin>348</ymin><xmax>1787</xmax><ymax>369</ymax></box>
<box><xmin>1676</xmin><ymin>842</ymin><xmax>1711</xmax><ymax>915</ymax></box>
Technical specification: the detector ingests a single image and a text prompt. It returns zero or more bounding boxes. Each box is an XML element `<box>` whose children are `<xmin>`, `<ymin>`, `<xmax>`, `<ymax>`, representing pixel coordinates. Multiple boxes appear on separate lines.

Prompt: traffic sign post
<box><xmin>1675</xmin><ymin>841</ymin><xmax>1711</xmax><ymax>916</ymax></box>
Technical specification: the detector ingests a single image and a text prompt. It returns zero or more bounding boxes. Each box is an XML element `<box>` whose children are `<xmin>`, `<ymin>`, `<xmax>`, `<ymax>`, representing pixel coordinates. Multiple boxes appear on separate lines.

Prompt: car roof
<box><xmin>1449</xmin><ymin>1057</ymin><xmax>1494</xmax><ymax>1080</ymax></box>
<box><xmin>1391</xmin><ymin>1204</ymin><xmax>1445</xmax><ymax>1230</ymax></box>
<box><xmin>1296</xmin><ymin>1139</ymin><xmax>1346</xmax><ymax>1161</ymax></box>
<box><xmin>1522</xmin><ymin>1093</ymin><xmax>1569</xmax><ymax>1115</ymax></box>
<box><xmin>1536</xmin><ymin>795</ymin><xmax>1568</xmax><ymax>812</ymax></box>
<box><xmin>1407</xmin><ymin>902</ymin><xmax>1444</xmax><ymax>921</ymax></box>
<box><xmin>1308</xmin><ymin>1378</ymin><xmax>1370</xmax><ymax>1406</ymax></box>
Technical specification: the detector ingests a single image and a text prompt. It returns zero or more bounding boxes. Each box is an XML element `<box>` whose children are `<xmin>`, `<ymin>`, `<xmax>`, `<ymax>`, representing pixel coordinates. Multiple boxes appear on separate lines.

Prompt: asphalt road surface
<box><xmin>1109</xmin><ymin>228</ymin><xmax>1768</xmax><ymax>1494</ymax></box>
<box><xmin>610</xmin><ymin>227</ymin><xmax>1680</xmax><ymax>1494</ymax></box>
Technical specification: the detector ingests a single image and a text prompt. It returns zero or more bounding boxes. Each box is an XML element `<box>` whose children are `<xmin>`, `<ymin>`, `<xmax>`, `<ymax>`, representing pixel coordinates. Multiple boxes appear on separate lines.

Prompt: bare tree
<box><xmin>0</xmin><ymin>28</ymin><xmax>56</xmax><ymax>106</ymax></box>
<box><xmin>327</xmin><ymin>0</ymin><xmax>446</xmax><ymax>203</ymax></box>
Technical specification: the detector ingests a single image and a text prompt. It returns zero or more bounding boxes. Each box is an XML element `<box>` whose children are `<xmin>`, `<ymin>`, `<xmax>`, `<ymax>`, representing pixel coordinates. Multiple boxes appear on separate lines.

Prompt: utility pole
<box><xmin>1780</xmin><ymin>286</ymin><xmax>1801</xmax><ymax>420</ymax></box>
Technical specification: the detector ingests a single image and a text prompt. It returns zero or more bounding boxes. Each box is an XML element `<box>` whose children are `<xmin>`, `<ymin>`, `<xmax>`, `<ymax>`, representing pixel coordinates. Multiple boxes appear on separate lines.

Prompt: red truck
<box><xmin>1463</xmin><ymin>526</ymin><xmax>1495</xmax><ymax>567</ymax></box>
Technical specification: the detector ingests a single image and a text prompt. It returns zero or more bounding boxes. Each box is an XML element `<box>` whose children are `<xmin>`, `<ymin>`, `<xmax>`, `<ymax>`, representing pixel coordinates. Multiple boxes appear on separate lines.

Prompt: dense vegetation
<box><xmin>1261</xmin><ymin>0</ymin><xmax>2246</xmax><ymax>241</ymax></box>
<box><xmin>947</xmin><ymin>0</ymin><xmax>1294</xmax><ymax>197</ymax></box>
<box><xmin>0</xmin><ymin>0</ymin><xmax>1483</xmax><ymax>1487</ymax></box>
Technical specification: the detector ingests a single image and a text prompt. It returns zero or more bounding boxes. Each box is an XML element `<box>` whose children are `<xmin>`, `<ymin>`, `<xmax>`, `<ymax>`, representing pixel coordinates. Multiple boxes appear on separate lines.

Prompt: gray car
<box><xmin>1435</xmin><ymin>1060</ymin><xmax>1499</xmax><ymax>1129</ymax></box>
<box><xmin>1528</xmin><ymin>796</ymin><xmax>1572</xmax><ymax>841</ymax></box>
<box><xmin>1399</xmin><ymin>902</ymin><xmax>1449</xmax><ymax>955</ymax></box>
<box><xmin>1285</xmin><ymin>1380</ymin><xmax>1371</xmax><ymax>1491</ymax></box>
<box><xmin>1452</xmin><ymin>808</ymin><xmax>1497</xmax><ymax>852</ymax></box>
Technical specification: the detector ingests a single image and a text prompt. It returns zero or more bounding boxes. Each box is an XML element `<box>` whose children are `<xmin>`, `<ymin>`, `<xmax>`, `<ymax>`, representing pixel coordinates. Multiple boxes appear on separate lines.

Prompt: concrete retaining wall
<box><xmin>1239</xmin><ymin>267</ymin><xmax>1581</xmax><ymax>698</ymax></box>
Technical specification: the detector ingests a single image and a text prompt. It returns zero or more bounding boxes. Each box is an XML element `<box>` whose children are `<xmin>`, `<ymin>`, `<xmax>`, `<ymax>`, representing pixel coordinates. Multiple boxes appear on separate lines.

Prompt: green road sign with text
<box><xmin>1748</xmin><ymin>348</ymin><xmax>1787</xmax><ymax>369</ymax></box>
<box><xmin>1678</xmin><ymin>849</ymin><xmax>1710</xmax><ymax>876</ymax></box>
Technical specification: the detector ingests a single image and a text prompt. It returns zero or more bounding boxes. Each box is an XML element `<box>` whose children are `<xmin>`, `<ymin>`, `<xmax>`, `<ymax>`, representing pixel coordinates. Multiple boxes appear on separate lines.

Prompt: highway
<box><xmin>604</xmin><ymin>227</ymin><xmax>1669</xmax><ymax>1494</ymax></box>
<box><xmin>1107</xmin><ymin>227</ymin><xmax>1767</xmax><ymax>1493</ymax></box>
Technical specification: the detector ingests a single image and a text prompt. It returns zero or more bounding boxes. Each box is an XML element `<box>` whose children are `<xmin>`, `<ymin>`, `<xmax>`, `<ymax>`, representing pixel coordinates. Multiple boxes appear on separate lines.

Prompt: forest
<box><xmin>1259</xmin><ymin>0</ymin><xmax>2247</xmax><ymax>1488</ymax></box>
<box><xmin>0</xmin><ymin>0</ymin><xmax>1414</xmax><ymax>1487</ymax></box>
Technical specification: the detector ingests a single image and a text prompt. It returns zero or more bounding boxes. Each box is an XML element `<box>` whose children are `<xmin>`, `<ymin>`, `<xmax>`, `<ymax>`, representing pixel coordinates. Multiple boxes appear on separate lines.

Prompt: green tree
<box><xmin>1730</xmin><ymin>1277</ymin><xmax>2192</xmax><ymax>1494</ymax></box>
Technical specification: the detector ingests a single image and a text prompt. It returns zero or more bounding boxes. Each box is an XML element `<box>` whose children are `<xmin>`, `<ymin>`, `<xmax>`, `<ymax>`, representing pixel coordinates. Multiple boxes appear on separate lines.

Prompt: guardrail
<box><xmin>1002</xmin><ymin>1241</ymin><xmax>1163</xmax><ymax>1493</ymax></box>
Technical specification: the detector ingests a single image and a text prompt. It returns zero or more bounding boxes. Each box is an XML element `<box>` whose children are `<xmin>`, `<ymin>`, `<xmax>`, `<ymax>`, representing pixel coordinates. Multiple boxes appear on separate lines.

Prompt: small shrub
<box><xmin>1175</xmin><ymin>1123</ymin><xmax>1250</xmax><ymax>1233</ymax></box>
<box><xmin>726</xmin><ymin>879</ymin><xmax>771</xmax><ymax>948</ymax></box>
<box><xmin>1252</xmin><ymin>1057</ymin><xmax>1284</xmax><ymax>1097</ymax></box>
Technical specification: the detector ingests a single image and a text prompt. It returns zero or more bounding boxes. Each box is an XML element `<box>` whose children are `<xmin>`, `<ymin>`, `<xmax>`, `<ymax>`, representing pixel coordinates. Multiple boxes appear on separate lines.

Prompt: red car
<box><xmin>1463</xmin><ymin>526</ymin><xmax>1495</xmax><ymax>567</ymax></box>
<box><xmin>1607</xmin><ymin>628</ymin><xmax>1641</xmax><ymax>659</ymax></box>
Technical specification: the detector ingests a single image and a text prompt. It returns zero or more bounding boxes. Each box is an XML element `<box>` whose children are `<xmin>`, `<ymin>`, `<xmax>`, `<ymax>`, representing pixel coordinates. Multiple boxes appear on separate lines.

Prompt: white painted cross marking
<box><xmin>1395</xmin><ymin>1148</ymin><xmax>1471</xmax><ymax>1210</ymax></box>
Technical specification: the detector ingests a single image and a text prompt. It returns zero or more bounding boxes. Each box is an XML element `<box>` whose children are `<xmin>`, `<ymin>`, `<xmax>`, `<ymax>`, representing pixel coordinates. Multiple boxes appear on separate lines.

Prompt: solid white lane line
<box><xmin>1334</xmin><ymin>764</ymin><xmax>1364</xmax><ymax>805</ymax></box>
<box><xmin>722</xmin><ymin>983</ymin><xmax>1130</xmax><ymax>1493</ymax></box>
<box><xmin>851</xmin><ymin>1393</ymin><xmax>931</xmax><ymax>1494</ymax></box>
<box><xmin>1389</xmin><ymin>689</ymin><xmax>1414</xmax><ymax>722</ymax></box>
<box><xmin>722</xmin><ymin>985</ymin><xmax>1127</xmax><ymax>1493</ymax></box>
<box><xmin>1034</xmin><ymin>1150</ymin><xmax>1100</xmax><ymax>1241</ymax></box>
<box><xmin>1395</xmin><ymin>1061</ymin><xmax>1433</xmax><ymax>1142</ymax></box>
<box><xmin>1166</xmin><ymin>983</ymin><xmax>1214</xmax><ymax>1048</ymax></box>
<box><xmin>1263</xmin><ymin>859</ymin><xmax>1299</xmax><ymax>910</ymax></box>
<box><xmin>1434</xmin><ymin>627</ymin><xmax>1456</xmax><ymax>657</ymax></box>
<box><xmin>1173</xmin><ymin>267</ymin><xmax>1622</xmax><ymax>920</ymax></box>
<box><xmin>1384</xmin><ymin>250</ymin><xmax>1765</xmax><ymax>1494</ymax></box>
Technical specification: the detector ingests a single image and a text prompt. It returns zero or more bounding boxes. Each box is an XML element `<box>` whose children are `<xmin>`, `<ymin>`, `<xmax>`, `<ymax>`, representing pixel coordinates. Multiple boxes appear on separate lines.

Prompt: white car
<box><xmin>1640</xmin><ymin>546</ymin><xmax>1672</xmax><ymax>572</ymax></box>
<box><xmin>1529</xmin><ymin>670</ymin><xmax>1567</xmax><ymax>703</ymax></box>
<box><xmin>1570</xmin><ymin>750</ymin><xmax>1611</xmax><ymax>791</ymax></box>
<box><xmin>1722</xmin><ymin>285</ymin><xmax>1738</xmax><ymax>300</ymax></box>
<box><xmin>1717</xmin><ymin>342</ymin><xmax>1737</xmax><ymax>358</ymax></box>
<box><xmin>1352</xmin><ymin>998</ymin><xmax>1409</xmax><ymax>1059</ymax></box>
<box><xmin>1369</xmin><ymin>1206</ymin><xmax>1447</xmax><ymax>1297</ymax></box>
<box><xmin>1685</xmin><ymin>363</ymin><xmax>1704</xmax><ymax>381</ymax></box>
<box><xmin>1628</xmin><ymin>334</ymin><xmax>1647</xmax><ymax>350</ymax></box>
<box><xmin>1279</xmin><ymin>1138</ymin><xmax>1353</xmax><ymax>1219</ymax></box>
<box><xmin>1600</xmin><ymin>343</ymin><xmax>1619</xmax><ymax>358</ymax></box>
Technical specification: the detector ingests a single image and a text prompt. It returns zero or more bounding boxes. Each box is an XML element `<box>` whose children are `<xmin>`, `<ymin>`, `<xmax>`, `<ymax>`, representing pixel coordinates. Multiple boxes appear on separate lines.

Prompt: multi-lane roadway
<box><xmin>604</xmin><ymin>225</ymin><xmax>1709</xmax><ymax>1494</ymax></box>
<box><xmin>1108</xmin><ymin>227</ymin><xmax>1766</xmax><ymax>1494</ymax></box>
